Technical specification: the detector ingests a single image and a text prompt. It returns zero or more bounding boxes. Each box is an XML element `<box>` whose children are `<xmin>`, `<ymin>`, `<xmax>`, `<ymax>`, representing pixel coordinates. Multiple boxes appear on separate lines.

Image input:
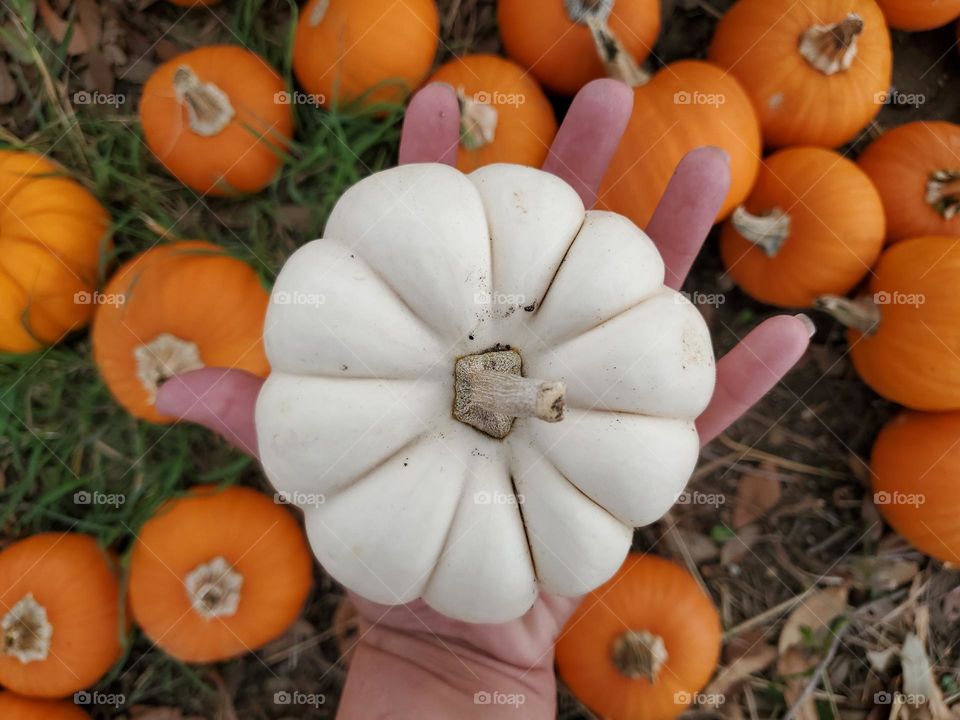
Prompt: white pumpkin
<box><xmin>256</xmin><ymin>163</ymin><xmax>715</xmax><ymax>623</ymax></box>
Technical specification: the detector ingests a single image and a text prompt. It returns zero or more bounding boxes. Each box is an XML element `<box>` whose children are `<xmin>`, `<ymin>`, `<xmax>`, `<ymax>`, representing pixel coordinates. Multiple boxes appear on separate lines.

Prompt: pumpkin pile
<box><xmin>4</xmin><ymin>0</ymin><xmax>960</xmax><ymax>717</ymax></box>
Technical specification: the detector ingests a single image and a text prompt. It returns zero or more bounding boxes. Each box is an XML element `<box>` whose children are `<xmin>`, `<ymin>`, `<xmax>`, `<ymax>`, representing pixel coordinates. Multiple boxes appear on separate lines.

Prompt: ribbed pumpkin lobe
<box><xmin>611</xmin><ymin>629</ymin><xmax>668</xmax><ymax>683</ymax></box>
<box><xmin>799</xmin><ymin>13</ymin><xmax>864</xmax><ymax>75</ymax></box>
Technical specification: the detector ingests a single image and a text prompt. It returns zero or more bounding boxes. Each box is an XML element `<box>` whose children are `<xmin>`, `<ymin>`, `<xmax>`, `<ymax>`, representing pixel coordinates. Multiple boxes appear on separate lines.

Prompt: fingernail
<box><xmin>795</xmin><ymin>313</ymin><xmax>816</xmax><ymax>338</ymax></box>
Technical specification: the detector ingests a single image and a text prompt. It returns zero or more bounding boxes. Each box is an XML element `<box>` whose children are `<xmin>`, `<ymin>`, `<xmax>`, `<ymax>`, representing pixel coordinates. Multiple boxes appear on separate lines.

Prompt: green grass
<box><xmin>0</xmin><ymin>1</ymin><xmax>408</xmax><ymax>714</ymax></box>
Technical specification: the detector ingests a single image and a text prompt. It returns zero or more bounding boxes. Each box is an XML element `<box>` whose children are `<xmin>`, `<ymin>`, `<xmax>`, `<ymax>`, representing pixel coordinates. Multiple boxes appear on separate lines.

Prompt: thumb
<box><xmin>155</xmin><ymin>367</ymin><xmax>264</xmax><ymax>457</ymax></box>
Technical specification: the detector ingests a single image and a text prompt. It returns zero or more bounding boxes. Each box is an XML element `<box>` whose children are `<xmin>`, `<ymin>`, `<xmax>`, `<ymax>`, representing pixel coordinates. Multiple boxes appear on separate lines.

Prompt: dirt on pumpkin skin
<box><xmin>3</xmin><ymin>0</ymin><xmax>959</xmax><ymax>717</ymax></box>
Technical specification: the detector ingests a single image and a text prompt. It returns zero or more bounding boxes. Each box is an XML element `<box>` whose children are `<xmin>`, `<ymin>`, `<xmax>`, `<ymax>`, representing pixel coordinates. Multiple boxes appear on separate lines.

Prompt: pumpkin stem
<box><xmin>457</xmin><ymin>88</ymin><xmax>498</xmax><ymax>151</ymax></box>
<box><xmin>454</xmin><ymin>350</ymin><xmax>565</xmax><ymax>439</ymax></box>
<box><xmin>173</xmin><ymin>66</ymin><xmax>236</xmax><ymax>137</ymax></box>
<box><xmin>926</xmin><ymin>170</ymin><xmax>960</xmax><ymax>220</ymax></box>
<box><xmin>799</xmin><ymin>13</ymin><xmax>864</xmax><ymax>76</ymax></box>
<box><xmin>2</xmin><ymin>593</ymin><xmax>53</xmax><ymax>664</ymax></box>
<box><xmin>815</xmin><ymin>295</ymin><xmax>881</xmax><ymax>335</ymax></box>
<box><xmin>309</xmin><ymin>0</ymin><xmax>330</xmax><ymax>26</ymax></box>
<box><xmin>564</xmin><ymin>0</ymin><xmax>650</xmax><ymax>87</ymax></box>
<box><xmin>611</xmin><ymin>629</ymin><xmax>669</xmax><ymax>683</ymax></box>
<box><xmin>731</xmin><ymin>205</ymin><xmax>792</xmax><ymax>257</ymax></box>
<box><xmin>185</xmin><ymin>556</ymin><xmax>244</xmax><ymax>619</ymax></box>
<box><xmin>135</xmin><ymin>333</ymin><xmax>205</xmax><ymax>405</ymax></box>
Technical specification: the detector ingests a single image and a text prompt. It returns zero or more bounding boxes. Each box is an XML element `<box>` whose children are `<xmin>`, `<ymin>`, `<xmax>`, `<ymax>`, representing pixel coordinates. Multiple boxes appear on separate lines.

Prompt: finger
<box><xmin>646</xmin><ymin>146</ymin><xmax>731</xmax><ymax>290</ymax></box>
<box><xmin>155</xmin><ymin>368</ymin><xmax>264</xmax><ymax>457</ymax></box>
<box><xmin>696</xmin><ymin>314</ymin><xmax>814</xmax><ymax>446</ymax></box>
<box><xmin>398</xmin><ymin>83</ymin><xmax>461</xmax><ymax>166</ymax></box>
<box><xmin>542</xmin><ymin>78</ymin><xmax>633</xmax><ymax>208</ymax></box>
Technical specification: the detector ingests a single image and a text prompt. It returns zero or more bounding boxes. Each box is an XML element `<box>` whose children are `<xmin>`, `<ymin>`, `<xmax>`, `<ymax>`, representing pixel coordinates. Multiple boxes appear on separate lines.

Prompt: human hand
<box><xmin>156</xmin><ymin>80</ymin><xmax>810</xmax><ymax>718</ymax></box>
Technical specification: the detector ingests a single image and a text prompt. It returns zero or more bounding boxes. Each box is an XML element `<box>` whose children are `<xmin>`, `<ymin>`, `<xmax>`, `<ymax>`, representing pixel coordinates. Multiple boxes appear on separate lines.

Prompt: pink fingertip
<box><xmin>156</xmin><ymin>367</ymin><xmax>265</xmax><ymax>457</ymax></box>
<box><xmin>398</xmin><ymin>83</ymin><xmax>461</xmax><ymax>167</ymax></box>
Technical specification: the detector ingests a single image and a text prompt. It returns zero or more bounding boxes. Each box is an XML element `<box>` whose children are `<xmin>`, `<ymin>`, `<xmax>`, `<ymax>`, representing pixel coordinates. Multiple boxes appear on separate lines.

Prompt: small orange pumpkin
<box><xmin>0</xmin><ymin>533</ymin><xmax>122</xmax><ymax>698</ymax></box>
<box><xmin>293</xmin><ymin>0</ymin><xmax>439</xmax><ymax>109</ymax></box>
<box><xmin>720</xmin><ymin>147</ymin><xmax>885</xmax><ymax>308</ymax></box>
<box><xmin>497</xmin><ymin>0</ymin><xmax>660</xmax><ymax>96</ymax></box>
<box><xmin>425</xmin><ymin>54</ymin><xmax>558</xmax><ymax>173</ymax></box>
<box><xmin>857</xmin><ymin>121</ymin><xmax>960</xmax><ymax>243</ymax></box>
<box><xmin>557</xmin><ymin>554</ymin><xmax>722</xmax><ymax>720</ymax></box>
<box><xmin>875</xmin><ymin>0</ymin><xmax>960</xmax><ymax>30</ymax></box>
<box><xmin>872</xmin><ymin>411</ymin><xmax>960</xmax><ymax>564</ymax></box>
<box><xmin>709</xmin><ymin>0</ymin><xmax>892</xmax><ymax>149</ymax></box>
<box><xmin>817</xmin><ymin>236</ymin><xmax>960</xmax><ymax>411</ymax></box>
<box><xmin>0</xmin><ymin>693</ymin><xmax>90</xmax><ymax>720</ymax></box>
<box><xmin>128</xmin><ymin>485</ymin><xmax>314</xmax><ymax>663</ymax></box>
<box><xmin>597</xmin><ymin>60</ymin><xmax>761</xmax><ymax>229</ymax></box>
<box><xmin>140</xmin><ymin>46</ymin><xmax>293</xmax><ymax>195</ymax></box>
<box><xmin>91</xmin><ymin>241</ymin><xmax>270</xmax><ymax>423</ymax></box>
<box><xmin>0</xmin><ymin>151</ymin><xmax>110</xmax><ymax>353</ymax></box>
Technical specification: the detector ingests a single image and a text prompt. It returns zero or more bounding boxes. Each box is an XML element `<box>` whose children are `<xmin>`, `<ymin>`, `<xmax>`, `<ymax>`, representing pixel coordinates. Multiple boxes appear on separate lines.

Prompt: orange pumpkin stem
<box><xmin>815</xmin><ymin>294</ymin><xmax>881</xmax><ymax>335</ymax></box>
<box><xmin>731</xmin><ymin>205</ymin><xmax>792</xmax><ymax>257</ymax></box>
<box><xmin>135</xmin><ymin>333</ymin><xmax>205</xmax><ymax>405</ymax></box>
<box><xmin>456</xmin><ymin>88</ymin><xmax>499</xmax><ymax>151</ymax></box>
<box><xmin>611</xmin><ymin>629</ymin><xmax>668</xmax><ymax>683</ymax></box>
<box><xmin>798</xmin><ymin>13</ymin><xmax>864</xmax><ymax>76</ymax></box>
<box><xmin>926</xmin><ymin>170</ymin><xmax>960</xmax><ymax>220</ymax></box>
<box><xmin>2</xmin><ymin>593</ymin><xmax>53</xmax><ymax>664</ymax></box>
<box><xmin>173</xmin><ymin>66</ymin><xmax>235</xmax><ymax>137</ymax></box>
<box><xmin>454</xmin><ymin>350</ymin><xmax>565</xmax><ymax>439</ymax></box>
<box><xmin>564</xmin><ymin>0</ymin><xmax>651</xmax><ymax>87</ymax></box>
<box><xmin>185</xmin><ymin>556</ymin><xmax>244</xmax><ymax>619</ymax></box>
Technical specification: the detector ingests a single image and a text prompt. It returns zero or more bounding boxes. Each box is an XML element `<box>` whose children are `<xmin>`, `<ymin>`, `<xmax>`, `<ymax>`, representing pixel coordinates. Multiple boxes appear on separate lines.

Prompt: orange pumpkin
<box><xmin>875</xmin><ymin>0</ymin><xmax>960</xmax><ymax>30</ymax></box>
<box><xmin>91</xmin><ymin>241</ymin><xmax>270</xmax><ymax>423</ymax></box>
<box><xmin>857</xmin><ymin>121</ymin><xmax>960</xmax><ymax>243</ymax></box>
<box><xmin>128</xmin><ymin>485</ymin><xmax>314</xmax><ymax>663</ymax></box>
<box><xmin>425</xmin><ymin>54</ymin><xmax>558</xmax><ymax>173</ymax></box>
<box><xmin>817</xmin><ymin>236</ymin><xmax>960</xmax><ymax>411</ymax></box>
<box><xmin>872</xmin><ymin>411</ymin><xmax>960</xmax><ymax>564</ymax></box>
<box><xmin>0</xmin><ymin>693</ymin><xmax>90</xmax><ymax>720</ymax></box>
<box><xmin>0</xmin><ymin>534</ymin><xmax>122</xmax><ymax>698</ymax></box>
<box><xmin>720</xmin><ymin>147</ymin><xmax>885</xmax><ymax>308</ymax></box>
<box><xmin>709</xmin><ymin>0</ymin><xmax>892</xmax><ymax>149</ymax></box>
<box><xmin>293</xmin><ymin>0</ymin><xmax>439</xmax><ymax>109</ymax></box>
<box><xmin>557</xmin><ymin>554</ymin><xmax>722</xmax><ymax>720</ymax></box>
<box><xmin>140</xmin><ymin>46</ymin><xmax>292</xmax><ymax>195</ymax></box>
<box><xmin>596</xmin><ymin>60</ymin><xmax>761</xmax><ymax>229</ymax></box>
<box><xmin>497</xmin><ymin>0</ymin><xmax>660</xmax><ymax>96</ymax></box>
<box><xmin>0</xmin><ymin>151</ymin><xmax>110</xmax><ymax>353</ymax></box>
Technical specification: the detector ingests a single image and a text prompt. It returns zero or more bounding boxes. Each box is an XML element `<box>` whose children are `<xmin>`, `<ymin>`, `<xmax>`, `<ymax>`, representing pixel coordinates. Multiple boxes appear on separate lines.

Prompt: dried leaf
<box><xmin>732</xmin><ymin>465</ymin><xmax>782</xmax><ymax>529</ymax></box>
<box><xmin>675</xmin><ymin>527</ymin><xmax>720</xmax><ymax>564</ymax></box>
<box><xmin>849</xmin><ymin>557</ymin><xmax>920</xmax><ymax>593</ymax></box>
<box><xmin>900</xmin><ymin>633</ymin><xmax>951</xmax><ymax>720</ymax></box>
<box><xmin>37</xmin><ymin>0</ymin><xmax>93</xmax><ymax>54</ymax></box>
<box><xmin>778</xmin><ymin>585</ymin><xmax>849</xmax><ymax>654</ymax></box>
<box><xmin>720</xmin><ymin>523</ymin><xmax>761</xmax><ymax>566</ymax></box>
<box><xmin>0</xmin><ymin>58</ymin><xmax>15</xmax><ymax>104</ymax></box>
<box><xmin>703</xmin><ymin>643</ymin><xmax>778</xmax><ymax>705</ymax></box>
<box><xmin>867</xmin><ymin>647</ymin><xmax>897</xmax><ymax>673</ymax></box>
<box><xmin>778</xmin><ymin>648</ymin><xmax>820</xmax><ymax>720</ymax></box>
